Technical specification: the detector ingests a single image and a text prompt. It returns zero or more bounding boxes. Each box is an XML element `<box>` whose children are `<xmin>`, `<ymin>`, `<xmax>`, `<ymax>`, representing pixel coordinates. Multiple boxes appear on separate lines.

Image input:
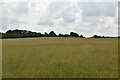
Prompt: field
<box><xmin>2</xmin><ymin>37</ymin><xmax>118</xmax><ymax>78</ymax></box>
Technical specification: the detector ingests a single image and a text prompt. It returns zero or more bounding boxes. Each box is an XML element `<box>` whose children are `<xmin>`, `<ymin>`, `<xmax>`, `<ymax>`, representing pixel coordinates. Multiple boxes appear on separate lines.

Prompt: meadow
<box><xmin>2</xmin><ymin>37</ymin><xmax>118</xmax><ymax>78</ymax></box>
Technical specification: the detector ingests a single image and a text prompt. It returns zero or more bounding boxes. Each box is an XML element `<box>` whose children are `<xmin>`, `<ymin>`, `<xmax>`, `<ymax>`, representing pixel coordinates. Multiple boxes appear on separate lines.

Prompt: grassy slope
<box><xmin>2</xmin><ymin>37</ymin><xmax>118</xmax><ymax>78</ymax></box>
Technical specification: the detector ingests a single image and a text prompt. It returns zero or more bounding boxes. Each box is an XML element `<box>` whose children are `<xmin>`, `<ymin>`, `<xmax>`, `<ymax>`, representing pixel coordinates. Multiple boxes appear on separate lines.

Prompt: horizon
<box><xmin>0</xmin><ymin>2</ymin><xmax>118</xmax><ymax>37</ymax></box>
<box><xmin>0</xmin><ymin>29</ymin><xmax>119</xmax><ymax>37</ymax></box>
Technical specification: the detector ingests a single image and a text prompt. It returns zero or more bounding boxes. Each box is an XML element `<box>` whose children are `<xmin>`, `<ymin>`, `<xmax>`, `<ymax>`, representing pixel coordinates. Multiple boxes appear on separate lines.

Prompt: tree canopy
<box><xmin>0</xmin><ymin>29</ymin><xmax>117</xmax><ymax>39</ymax></box>
<box><xmin>49</xmin><ymin>31</ymin><xmax>57</xmax><ymax>37</ymax></box>
<box><xmin>70</xmin><ymin>32</ymin><xmax>79</xmax><ymax>37</ymax></box>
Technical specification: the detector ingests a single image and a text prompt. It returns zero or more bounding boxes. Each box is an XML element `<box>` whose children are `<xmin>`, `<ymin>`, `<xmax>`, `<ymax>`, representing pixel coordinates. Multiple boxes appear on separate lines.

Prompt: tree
<box><xmin>6</xmin><ymin>29</ymin><xmax>23</xmax><ymax>34</ymax></box>
<box><xmin>93</xmin><ymin>35</ymin><xmax>102</xmax><ymax>38</ymax></box>
<box><xmin>0</xmin><ymin>32</ymin><xmax>2</xmax><ymax>39</ymax></box>
<box><xmin>102</xmin><ymin>36</ymin><xmax>105</xmax><ymax>38</ymax></box>
<box><xmin>70</xmin><ymin>32</ymin><xmax>79</xmax><ymax>37</ymax></box>
<box><xmin>44</xmin><ymin>32</ymin><xmax>49</xmax><ymax>37</ymax></box>
<box><xmin>98</xmin><ymin>36</ymin><xmax>102</xmax><ymax>38</ymax></box>
<box><xmin>58</xmin><ymin>34</ymin><xmax>69</xmax><ymax>37</ymax></box>
<box><xmin>93</xmin><ymin>35</ymin><xmax>99</xmax><ymax>38</ymax></box>
<box><xmin>49</xmin><ymin>31</ymin><xmax>57</xmax><ymax>37</ymax></box>
<box><xmin>4</xmin><ymin>29</ymin><xmax>43</xmax><ymax>38</ymax></box>
<box><xmin>80</xmin><ymin>35</ymin><xmax>84</xmax><ymax>38</ymax></box>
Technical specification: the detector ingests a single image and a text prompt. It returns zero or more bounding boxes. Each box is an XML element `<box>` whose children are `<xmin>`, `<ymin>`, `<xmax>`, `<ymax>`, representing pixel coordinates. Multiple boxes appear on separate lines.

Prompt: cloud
<box><xmin>79</xmin><ymin>2</ymin><xmax>117</xmax><ymax>17</ymax></box>
<box><xmin>0</xmin><ymin>2</ymin><xmax>29</xmax><ymax>31</ymax></box>
<box><xmin>0</xmin><ymin>2</ymin><xmax>118</xmax><ymax>37</ymax></box>
<box><xmin>14</xmin><ymin>2</ymin><xmax>29</xmax><ymax>14</ymax></box>
<box><xmin>37</xmin><ymin>18</ymin><xmax>53</xmax><ymax>26</ymax></box>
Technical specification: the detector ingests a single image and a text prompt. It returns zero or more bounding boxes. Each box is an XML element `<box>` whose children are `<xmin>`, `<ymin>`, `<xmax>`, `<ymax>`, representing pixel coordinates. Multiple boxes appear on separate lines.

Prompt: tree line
<box><xmin>0</xmin><ymin>29</ymin><xmax>118</xmax><ymax>39</ymax></box>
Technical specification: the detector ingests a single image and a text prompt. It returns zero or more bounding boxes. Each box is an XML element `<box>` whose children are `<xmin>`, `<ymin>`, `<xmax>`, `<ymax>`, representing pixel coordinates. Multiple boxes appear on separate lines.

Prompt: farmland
<box><xmin>2</xmin><ymin>37</ymin><xmax>118</xmax><ymax>78</ymax></box>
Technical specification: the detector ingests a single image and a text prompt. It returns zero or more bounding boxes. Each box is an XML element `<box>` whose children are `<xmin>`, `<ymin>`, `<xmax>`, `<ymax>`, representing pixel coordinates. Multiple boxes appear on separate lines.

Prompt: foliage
<box><xmin>58</xmin><ymin>34</ymin><xmax>70</xmax><ymax>37</ymax></box>
<box><xmin>70</xmin><ymin>32</ymin><xmax>79</xmax><ymax>37</ymax></box>
<box><xmin>49</xmin><ymin>31</ymin><xmax>57</xmax><ymax>37</ymax></box>
<box><xmin>0</xmin><ymin>29</ymin><xmax>118</xmax><ymax>39</ymax></box>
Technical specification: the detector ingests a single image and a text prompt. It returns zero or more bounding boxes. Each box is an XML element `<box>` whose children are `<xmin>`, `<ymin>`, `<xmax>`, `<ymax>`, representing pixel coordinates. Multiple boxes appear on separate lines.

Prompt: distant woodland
<box><xmin>0</xmin><ymin>29</ymin><xmax>118</xmax><ymax>39</ymax></box>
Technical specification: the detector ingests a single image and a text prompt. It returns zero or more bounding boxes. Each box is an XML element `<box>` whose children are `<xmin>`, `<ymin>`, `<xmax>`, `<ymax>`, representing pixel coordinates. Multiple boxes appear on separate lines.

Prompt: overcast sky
<box><xmin>0</xmin><ymin>1</ymin><xmax>118</xmax><ymax>37</ymax></box>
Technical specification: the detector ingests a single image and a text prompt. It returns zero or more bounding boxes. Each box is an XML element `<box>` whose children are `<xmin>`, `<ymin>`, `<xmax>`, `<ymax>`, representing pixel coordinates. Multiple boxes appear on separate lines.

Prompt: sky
<box><xmin>0</xmin><ymin>1</ymin><xmax>119</xmax><ymax>37</ymax></box>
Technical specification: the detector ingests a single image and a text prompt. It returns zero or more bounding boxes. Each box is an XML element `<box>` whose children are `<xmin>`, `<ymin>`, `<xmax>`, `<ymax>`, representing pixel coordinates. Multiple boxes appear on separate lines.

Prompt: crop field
<box><xmin>2</xmin><ymin>37</ymin><xmax>118</xmax><ymax>78</ymax></box>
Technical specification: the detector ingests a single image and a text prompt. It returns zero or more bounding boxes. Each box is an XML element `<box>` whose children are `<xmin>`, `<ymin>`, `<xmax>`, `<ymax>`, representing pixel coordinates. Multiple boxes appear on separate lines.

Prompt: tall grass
<box><xmin>2</xmin><ymin>38</ymin><xmax>118</xmax><ymax>78</ymax></box>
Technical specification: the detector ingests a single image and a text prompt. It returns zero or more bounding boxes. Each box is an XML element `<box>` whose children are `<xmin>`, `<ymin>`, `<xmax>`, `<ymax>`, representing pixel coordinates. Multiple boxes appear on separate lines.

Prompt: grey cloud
<box><xmin>35</xmin><ymin>2</ymin><xmax>118</xmax><ymax>36</ymax></box>
<box><xmin>0</xmin><ymin>2</ymin><xmax>27</xmax><ymax>31</ymax></box>
<box><xmin>37</xmin><ymin>21</ymin><xmax>53</xmax><ymax>26</ymax></box>
<box><xmin>48</xmin><ymin>2</ymin><xmax>68</xmax><ymax>18</ymax></box>
<box><xmin>1</xmin><ymin>16</ymin><xmax>9</xmax><ymax>31</ymax></box>
<box><xmin>37</xmin><ymin>2</ymin><xmax>75</xmax><ymax>26</ymax></box>
<box><xmin>63</xmin><ymin>15</ymin><xmax>75</xmax><ymax>23</ymax></box>
<box><xmin>0</xmin><ymin>4</ymin><xmax>9</xmax><ymax>31</ymax></box>
<box><xmin>62</xmin><ymin>9</ymin><xmax>75</xmax><ymax>23</ymax></box>
<box><xmin>14</xmin><ymin>2</ymin><xmax>29</xmax><ymax>14</ymax></box>
<box><xmin>48</xmin><ymin>2</ymin><xmax>80</xmax><ymax>23</ymax></box>
<box><xmin>0</xmin><ymin>2</ymin><xmax>118</xmax><ymax>36</ymax></box>
<box><xmin>48</xmin><ymin>2</ymin><xmax>71</xmax><ymax>19</ymax></box>
<box><xmin>37</xmin><ymin>17</ymin><xmax>53</xmax><ymax>26</ymax></box>
<box><xmin>82</xmin><ymin>16</ymin><xmax>105</xmax><ymax>26</ymax></box>
<box><xmin>79</xmin><ymin>2</ymin><xmax>117</xmax><ymax>16</ymax></box>
<box><xmin>118</xmin><ymin>3</ymin><xmax>120</xmax><ymax>24</ymax></box>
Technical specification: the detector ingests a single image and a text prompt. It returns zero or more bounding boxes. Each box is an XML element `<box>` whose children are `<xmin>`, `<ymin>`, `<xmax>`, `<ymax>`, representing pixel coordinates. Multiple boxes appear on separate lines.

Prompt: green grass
<box><xmin>2</xmin><ymin>37</ymin><xmax>118</xmax><ymax>78</ymax></box>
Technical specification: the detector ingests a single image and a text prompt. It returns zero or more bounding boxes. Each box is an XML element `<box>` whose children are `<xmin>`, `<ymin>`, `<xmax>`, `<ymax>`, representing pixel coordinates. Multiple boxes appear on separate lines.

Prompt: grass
<box><xmin>2</xmin><ymin>37</ymin><xmax>118</xmax><ymax>78</ymax></box>
<box><xmin>0</xmin><ymin>39</ymin><xmax>2</xmax><ymax>78</ymax></box>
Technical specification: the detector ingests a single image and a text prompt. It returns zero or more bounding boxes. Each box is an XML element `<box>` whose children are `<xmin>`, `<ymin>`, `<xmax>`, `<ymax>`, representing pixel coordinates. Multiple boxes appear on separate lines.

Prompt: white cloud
<box><xmin>0</xmin><ymin>2</ymin><xmax>118</xmax><ymax>37</ymax></box>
